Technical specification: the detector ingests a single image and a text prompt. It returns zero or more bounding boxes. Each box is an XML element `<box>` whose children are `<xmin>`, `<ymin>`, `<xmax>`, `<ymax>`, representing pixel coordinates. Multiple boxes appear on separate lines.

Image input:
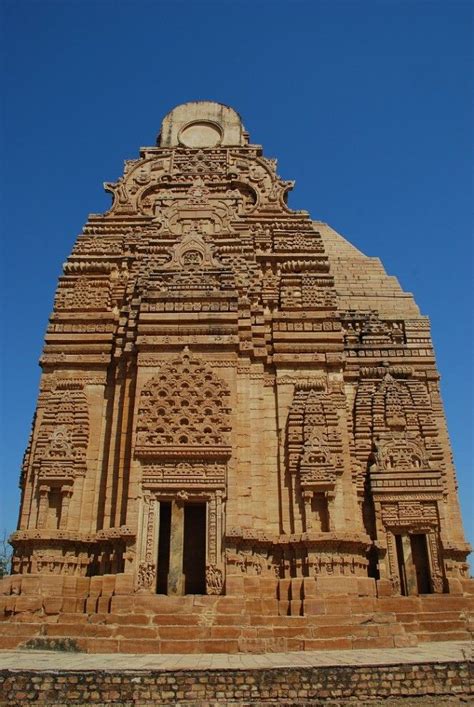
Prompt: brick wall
<box><xmin>0</xmin><ymin>660</ymin><xmax>472</xmax><ymax>705</ymax></box>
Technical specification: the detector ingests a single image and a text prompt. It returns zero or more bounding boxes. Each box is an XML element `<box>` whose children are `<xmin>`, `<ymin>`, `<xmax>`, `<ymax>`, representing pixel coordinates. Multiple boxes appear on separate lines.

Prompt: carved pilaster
<box><xmin>385</xmin><ymin>531</ymin><xmax>401</xmax><ymax>593</ymax></box>
<box><xmin>37</xmin><ymin>485</ymin><xmax>50</xmax><ymax>529</ymax></box>
<box><xmin>137</xmin><ymin>494</ymin><xmax>158</xmax><ymax>591</ymax></box>
<box><xmin>427</xmin><ymin>530</ymin><xmax>444</xmax><ymax>593</ymax></box>
<box><xmin>207</xmin><ymin>494</ymin><xmax>217</xmax><ymax>567</ymax></box>
<box><xmin>59</xmin><ymin>487</ymin><xmax>73</xmax><ymax>530</ymax></box>
<box><xmin>303</xmin><ymin>490</ymin><xmax>313</xmax><ymax>532</ymax></box>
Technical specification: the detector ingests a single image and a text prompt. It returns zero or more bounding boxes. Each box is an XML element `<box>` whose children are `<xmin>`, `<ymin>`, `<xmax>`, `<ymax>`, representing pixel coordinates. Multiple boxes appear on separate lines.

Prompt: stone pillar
<box><xmin>167</xmin><ymin>499</ymin><xmax>185</xmax><ymax>596</ymax></box>
<box><xmin>137</xmin><ymin>495</ymin><xmax>159</xmax><ymax>591</ymax></box>
<box><xmin>327</xmin><ymin>491</ymin><xmax>336</xmax><ymax>532</ymax></box>
<box><xmin>427</xmin><ymin>530</ymin><xmax>444</xmax><ymax>593</ymax></box>
<box><xmin>207</xmin><ymin>495</ymin><xmax>216</xmax><ymax>567</ymax></box>
<box><xmin>37</xmin><ymin>485</ymin><xmax>50</xmax><ymax>529</ymax></box>
<box><xmin>401</xmin><ymin>533</ymin><xmax>418</xmax><ymax>596</ymax></box>
<box><xmin>99</xmin><ymin>552</ymin><xmax>107</xmax><ymax>574</ymax></box>
<box><xmin>111</xmin><ymin>549</ymin><xmax>120</xmax><ymax>573</ymax></box>
<box><xmin>59</xmin><ymin>487</ymin><xmax>73</xmax><ymax>530</ymax></box>
<box><xmin>215</xmin><ymin>491</ymin><xmax>223</xmax><ymax>565</ymax></box>
<box><xmin>303</xmin><ymin>491</ymin><xmax>313</xmax><ymax>532</ymax></box>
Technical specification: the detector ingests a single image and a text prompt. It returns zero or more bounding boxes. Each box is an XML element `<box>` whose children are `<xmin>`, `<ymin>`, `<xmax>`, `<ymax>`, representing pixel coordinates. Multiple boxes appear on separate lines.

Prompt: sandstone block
<box><xmin>316</xmin><ymin>576</ymin><xmax>359</xmax><ymax>596</ymax></box>
<box><xmin>97</xmin><ymin>596</ymin><xmax>111</xmax><ymax>613</ymax></box>
<box><xmin>357</xmin><ymin>577</ymin><xmax>377</xmax><ymax>596</ymax></box>
<box><xmin>62</xmin><ymin>577</ymin><xmax>78</xmax><ymax>596</ymax></box>
<box><xmin>0</xmin><ymin>577</ymin><xmax>13</xmax><ymax>595</ymax></box>
<box><xmin>110</xmin><ymin>595</ymin><xmax>134</xmax><ymax>613</ymax></box>
<box><xmin>38</xmin><ymin>575</ymin><xmax>64</xmax><ymax>596</ymax></box>
<box><xmin>43</xmin><ymin>597</ymin><xmax>63</xmax><ymax>615</ymax></box>
<box><xmin>14</xmin><ymin>596</ymin><xmax>42</xmax><ymax>613</ymax></box>
<box><xmin>89</xmin><ymin>576</ymin><xmax>103</xmax><ymax>597</ymax></box>
<box><xmin>19</xmin><ymin>576</ymin><xmax>41</xmax><ymax>595</ymax></box>
<box><xmin>85</xmin><ymin>597</ymin><xmax>98</xmax><ymax>614</ymax></box>
<box><xmin>100</xmin><ymin>575</ymin><xmax>117</xmax><ymax>595</ymax></box>
<box><xmin>224</xmin><ymin>576</ymin><xmax>245</xmax><ymax>595</ymax></box>
<box><xmin>113</xmin><ymin>574</ymin><xmax>135</xmax><ymax>595</ymax></box>
<box><xmin>61</xmin><ymin>597</ymin><xmax>81</xmax><ymax>613</ymax></box>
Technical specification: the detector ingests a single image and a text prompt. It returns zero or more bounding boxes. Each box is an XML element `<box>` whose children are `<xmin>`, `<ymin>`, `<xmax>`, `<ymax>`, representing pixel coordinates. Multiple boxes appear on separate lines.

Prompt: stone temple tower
<box><xmin>3</xmin><ymin>102</ymin><xmax>472</xmax><ymax>653</ymax></box>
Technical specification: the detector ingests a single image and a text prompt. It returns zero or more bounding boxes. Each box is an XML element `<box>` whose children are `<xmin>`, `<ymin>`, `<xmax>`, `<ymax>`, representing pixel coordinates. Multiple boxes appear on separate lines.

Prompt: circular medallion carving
<box><xmin>178</xmin><ymin>121</ymin><xmax>222</xmax><ymax>148</ymax></box>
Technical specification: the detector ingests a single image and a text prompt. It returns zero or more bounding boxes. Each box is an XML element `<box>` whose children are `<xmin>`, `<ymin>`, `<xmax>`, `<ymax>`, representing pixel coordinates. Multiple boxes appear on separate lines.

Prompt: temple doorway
<box><xmin>156</xmin><ymin>500</ymin><xmax>207</xmax><ymax>595</ymax></box>
<box><xmin>411</xmin><ymin>533</ymin><xmax>431</xmax><ymax>594</ymax></box>
<box><xmin>395</xmin><ymin>532</ymin><xmax>432</xmax><ymax>595</ymax></box>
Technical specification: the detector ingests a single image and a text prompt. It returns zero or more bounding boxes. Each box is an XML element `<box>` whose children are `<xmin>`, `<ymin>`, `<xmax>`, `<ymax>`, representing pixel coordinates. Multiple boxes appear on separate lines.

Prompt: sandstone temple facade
<box><xmin>2</xmin><ymin>102</ymin><xmax>472</xmax><ymax>653</ymax></box>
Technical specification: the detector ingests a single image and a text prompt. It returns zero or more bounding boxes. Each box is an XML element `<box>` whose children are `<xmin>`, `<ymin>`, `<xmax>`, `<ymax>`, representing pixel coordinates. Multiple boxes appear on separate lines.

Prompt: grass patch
<box><xmin>21</xmin><ymin>637</ymin><xmax>83</xmax><ymax>652</ymax></box>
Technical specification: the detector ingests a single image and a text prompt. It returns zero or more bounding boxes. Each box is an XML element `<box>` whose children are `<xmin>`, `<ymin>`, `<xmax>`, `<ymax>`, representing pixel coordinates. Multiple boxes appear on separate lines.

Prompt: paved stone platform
<box><xmin>0</xmin><ymin>639</ymin><xmax>471</xmax><ymax>671</ymax></box>
<box><xmin>0</xmin><ymin>641</ymin><xmax>472</xmax><ymax>705</ymax></box>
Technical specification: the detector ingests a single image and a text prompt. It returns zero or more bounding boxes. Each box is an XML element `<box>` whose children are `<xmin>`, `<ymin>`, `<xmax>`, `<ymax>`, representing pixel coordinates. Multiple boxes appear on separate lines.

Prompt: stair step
<box><xmin>0</xmin><ymin>623</ymin><xmax>41</xmax><ymax>637</ymax></box>
<box><xmin>417</xmin><ymin>619</ymin><xmax>467</xmax><ymax>632</ymax></box>
<box><xmin>416</xmin><ymin>630</ymin><xmax>471</xmax><ymax>642</ymax></box>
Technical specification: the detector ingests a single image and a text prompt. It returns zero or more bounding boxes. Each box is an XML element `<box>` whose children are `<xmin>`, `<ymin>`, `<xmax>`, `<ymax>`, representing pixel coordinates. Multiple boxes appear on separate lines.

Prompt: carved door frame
<box><xmin>384</xmin><ymin>525</ymin><xmax>444</xmax><ymax>595</ymax></box>
<box><xmin>137</xmin><ymin>488</ymin><xmax>225</xmax><ymax>595</ymax></box>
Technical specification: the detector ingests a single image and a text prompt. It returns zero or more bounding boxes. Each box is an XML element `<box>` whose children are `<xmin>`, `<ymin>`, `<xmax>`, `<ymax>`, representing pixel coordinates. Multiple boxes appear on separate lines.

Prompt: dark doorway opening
<box><xmin>47</xmin><ymin>488</ymin><xmax>62</xmax><ymax>529</ymax></box>
<box><xmin>156</xmin><ymin>501</ymin><xmax>171</xmax><ymax>594</ymax></box>
<box><xmin>311</xmin><ymin>494</ymin><xmax>330</xmax><ymax>532</ymax></box>
<box><xmin>183</xmin><ymin>503</ymin><xmax>206</xmax><ymax>594</ymax></box>
<box><xmin>411</xmin><ymin>533</ymin><xmax>432</xmax><ymax>594</ymax></box>
<box><xmin>395</xmin><ymin>534</ymin><xmax>408</xmax><ymax>596</ymax></box>
<box><xmin>395</xmin><ymin>532</ymin><xmax>432</xmax><ymax>596</ymax></box>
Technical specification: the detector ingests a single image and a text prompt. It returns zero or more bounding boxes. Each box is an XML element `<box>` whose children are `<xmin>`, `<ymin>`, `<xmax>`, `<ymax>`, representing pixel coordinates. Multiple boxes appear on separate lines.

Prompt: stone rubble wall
<box><xmin>1</xmin><ymin>661</ymin><xmax>472</xmax><ymax>705</ymax></box>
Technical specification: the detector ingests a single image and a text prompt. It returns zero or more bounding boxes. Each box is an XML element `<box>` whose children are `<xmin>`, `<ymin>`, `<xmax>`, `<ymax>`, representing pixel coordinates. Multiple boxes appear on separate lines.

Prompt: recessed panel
<box><xmin>179</xmin><ymin>121</ymin><xmax>222</xmax><ymax>147</ymax></box>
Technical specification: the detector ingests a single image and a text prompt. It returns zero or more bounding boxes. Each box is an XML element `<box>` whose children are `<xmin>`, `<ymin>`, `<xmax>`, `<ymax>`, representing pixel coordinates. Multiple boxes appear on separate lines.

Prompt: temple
<box><xmin>2</xmin><ymin>102</ymin><xmax>472</xmax><ymax>653</ymax></box>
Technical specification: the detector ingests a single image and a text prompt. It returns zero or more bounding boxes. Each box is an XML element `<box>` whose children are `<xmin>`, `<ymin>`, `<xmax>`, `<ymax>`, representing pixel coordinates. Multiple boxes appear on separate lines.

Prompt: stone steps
<box><xmin>0</xmin><ymin>622</ymin><xmax>414</xmax><ymax>653</ymax></box>
<box><xmin>0</xmin><ymin>598</ymin><xmax>420</xmax><ymax>653</ymax></box>
<box><xmin>383</xmin><ymin>596</ymin><xmax>474</xmax><ymax>644</ymax></box>
<box><xmin>1</xmin><ymin>575</ymin><xmax>473</xmax><ymax>653</ymax></box>
<box><xmin>415</xmin><ymin>630</ymin><xmax>471</xmax><ymax>643</ymax></box>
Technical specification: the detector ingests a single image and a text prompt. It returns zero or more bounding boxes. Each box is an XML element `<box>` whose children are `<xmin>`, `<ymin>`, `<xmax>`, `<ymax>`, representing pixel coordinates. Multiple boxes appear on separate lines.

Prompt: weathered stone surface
<box><xmin>0</xmin><ymin>648</ymin><xmax>472</xmax><ymax>705</ymax></box>
<box><xmin>4</xmin><ymin>101</ymin><xmax>473</xmax><ymax>652</ymax></box>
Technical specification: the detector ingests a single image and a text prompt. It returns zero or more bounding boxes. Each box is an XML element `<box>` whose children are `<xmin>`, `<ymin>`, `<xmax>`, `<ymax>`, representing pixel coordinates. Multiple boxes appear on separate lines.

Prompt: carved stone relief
<box><xmin>135</xmin><ymin>348</ymin><xmax>231</xmax><ymax>458</ymax></box>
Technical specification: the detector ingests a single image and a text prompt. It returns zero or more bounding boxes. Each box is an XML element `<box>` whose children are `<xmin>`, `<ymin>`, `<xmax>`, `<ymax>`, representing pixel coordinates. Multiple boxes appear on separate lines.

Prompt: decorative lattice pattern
<box><xmin>136</xmin><ymin>349</ymin><xmax>231</xmax><ymax>454</ymax></box>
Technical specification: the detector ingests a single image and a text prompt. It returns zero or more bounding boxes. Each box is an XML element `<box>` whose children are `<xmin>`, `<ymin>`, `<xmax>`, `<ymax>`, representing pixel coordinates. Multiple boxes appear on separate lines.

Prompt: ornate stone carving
<box><xmin>34</xmin><ymin>385</ymin><xmax>89</xmax><ymax>486</ymax></box>
<box><xmin>381</xmin><ymin>501</ymin><xmax>438</xmax><ymax>527</ymax></box>
<box><xmin>341</xmin><ymin>311</ymin><xmax>405</xmax><ymax>347</ymax></box>
<box><xmin>135</xmin><ymin>348</ymin><xmax>231</xmax><ymax>459</ymax></box>
<box><xmin>141</xmin><ymin>461</ymin><xmax>226</xmax><ymax>488</ymax></box>
<box><xmin>375</xmin><ymin>437</ymin><xmax>429</xmax><ymax>471</ymax></box>
<box><xmin>54</xmin><ymin>277</ymin><xmax>111</xmax><ymax>311</ymax></box>
<box><xmin>137</xmin><ymin>561</ymin><xmax>156</xmax><ymax>590</ymax></box>
<box><xmin>163</xmin><ymin>229</ymin><xmax>220</xmax><ymax>271</ymax></box>
<box><xmin>205</xmin><ymin>564</ymin><xmax>223</xmax><ymax>594</ymax></box>
<box><xmin>287</xmin><ymin>387</ymin><xmax>342</xmax><ymax>491</ymax></box>
<box><xmin>173</xmin><ymin>148</ymin><xmax>227</xmax><ymax>175</ymax></box>
<box><xmin>354</xmin><ymin>367</ymin><xmax>451</xmax><ymax>591</ymax></box>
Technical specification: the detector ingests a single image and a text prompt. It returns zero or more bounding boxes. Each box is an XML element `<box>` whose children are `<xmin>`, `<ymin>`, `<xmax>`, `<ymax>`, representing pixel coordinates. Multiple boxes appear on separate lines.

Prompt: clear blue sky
<box><xmin>1</xmin><ymin>1</ymin><xmax>472</xmax><ymax>564</ymax></box>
